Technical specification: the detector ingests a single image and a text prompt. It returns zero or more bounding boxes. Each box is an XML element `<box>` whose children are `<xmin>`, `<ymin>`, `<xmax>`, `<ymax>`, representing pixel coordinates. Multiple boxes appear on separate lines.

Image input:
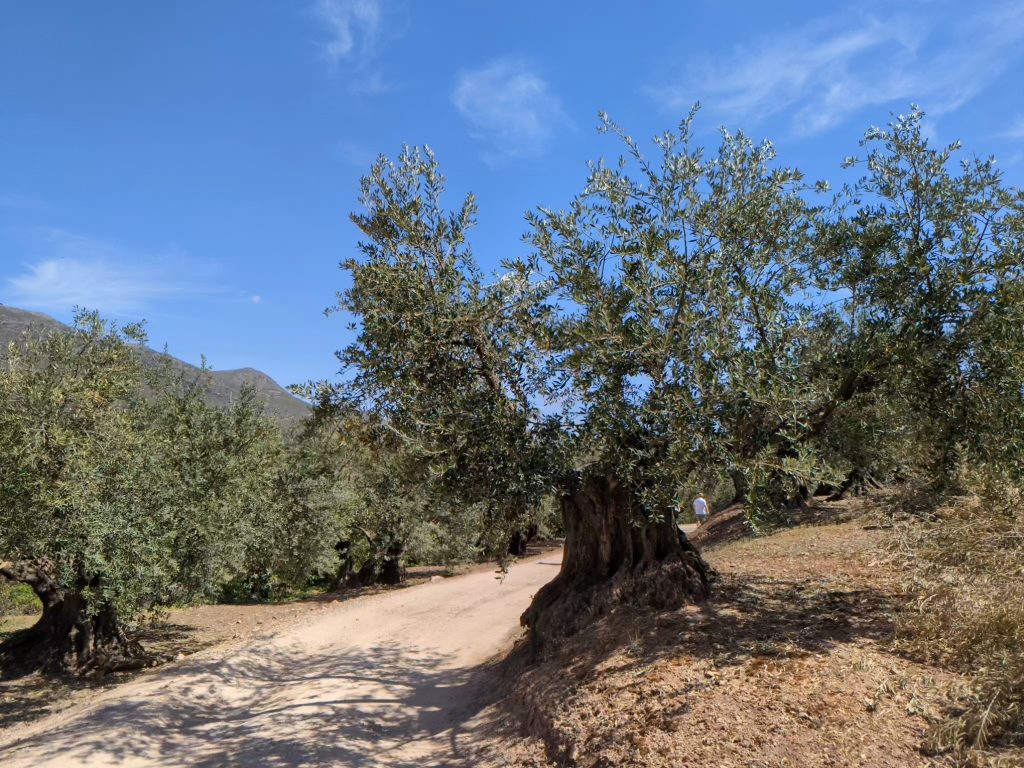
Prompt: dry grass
<box><xmin>888</xmin><ymin>476</ymin><xmax>1024</xmax><ymax>767</ymax></box>
<box><xmin>488</xmin><ymin>499</ymin><xmax>960</xmax><ymax>767</ymax></box>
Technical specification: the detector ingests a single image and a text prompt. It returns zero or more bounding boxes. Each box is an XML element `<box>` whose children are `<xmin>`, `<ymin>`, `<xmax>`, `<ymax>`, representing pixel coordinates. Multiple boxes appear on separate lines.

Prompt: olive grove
<box><xmin>333</xmin><ymin>107</ymin><xmax>1023</xmax><ymax>643</ymax></box>
<box><xmin>0</xmin><ymin>313</ymin><xmax>335</xmax><ymax>672</ymax></box>
<box><xmin>2</xmin><ymin>106</ymin><xmax>1019</xmax><ymax>676</ymax></box>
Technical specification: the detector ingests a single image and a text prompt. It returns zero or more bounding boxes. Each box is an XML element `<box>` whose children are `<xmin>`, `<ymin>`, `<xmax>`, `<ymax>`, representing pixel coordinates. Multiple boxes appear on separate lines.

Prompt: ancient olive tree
<box><xmin>522</xmin><ymin>114</ymin><xmax>832</xmax><ymax>529</ymax></box>
<box><xmin>333</xmin><ymin>113</ymin><xmax>831</xmax><ymax>639</ymax></box>
<box><xmin>0</xmin><ymin>312</ymin><xmax>289</xmax><ymax>673</ymax></box>
<box><xmin>334</xmin><ymin>107</ymin><xmax>1024</xmax><ymax>638</ymax></box>
<box><xmin>294</xmin><ymin>387</ymin><xmax>476</xmax><ymax>587</ymax></box>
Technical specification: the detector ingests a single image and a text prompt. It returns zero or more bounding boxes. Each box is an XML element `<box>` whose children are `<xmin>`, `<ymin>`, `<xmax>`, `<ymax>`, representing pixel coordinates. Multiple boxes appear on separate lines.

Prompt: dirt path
<box><xmin>0</xmin><ymin>549</ymin><xmax>564</xmax><ymax>768</ymax></box>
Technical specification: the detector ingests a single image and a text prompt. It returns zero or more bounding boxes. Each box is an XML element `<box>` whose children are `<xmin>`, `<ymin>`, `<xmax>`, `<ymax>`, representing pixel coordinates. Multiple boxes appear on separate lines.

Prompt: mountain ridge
<box><xmin>0</xmin><ymin>304</ymin><xmax>310</xmax><ymax>428</ymax></box>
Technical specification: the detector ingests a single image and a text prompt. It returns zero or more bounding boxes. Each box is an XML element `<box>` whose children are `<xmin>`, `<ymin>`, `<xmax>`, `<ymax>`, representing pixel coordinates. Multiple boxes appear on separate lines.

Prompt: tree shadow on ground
<box><xmin>639</xmin><ymin>571</ymin><xmax>893</xmax><ymax>669</ymax></box>
<box><xmin>0</xmin><ymin>641</ymin><xmax>506</xmax><ymax>767</ymax></box>
<box><xmin>510</xmin><ymin>563</ymin><xmax>898</xmax><ymax>701</ymax></box>
<box><xmin>0</xmin><ymin>574</ymin><xmax>462</xmax><ymax>726</ymax></box>
<box><xmin>691</xmin><ymin>497</ymin><xmax>866</xmax><ymax>550</ymax></box>
<box><xmin>492</xmin><ymin>506</ymin><xmax>934</xmax><ymax>768</ymax></box>
<box><xmin>0</xmin><ymin>672</ymin><xmax>126</xmax><ymax>732</ymax></box>
<box><xmin>0</xmin><ymin>621</ymin><xmax>216</xmax><ymax>729</ymax></box>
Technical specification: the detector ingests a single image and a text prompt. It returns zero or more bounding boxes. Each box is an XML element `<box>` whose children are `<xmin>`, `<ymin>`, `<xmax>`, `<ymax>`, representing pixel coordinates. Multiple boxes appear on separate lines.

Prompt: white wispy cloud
<box><xmin>998</xmin><ymin>118</ymin><xmax>1024</xmax><ymax>140</ymax></box>
<box><xmin>311</xmin><ymin>0</ymin><xmax>381</xmax><ymax>66</ymax></box>
<box><xmin>4</xmin><ymin>230</ymin><xmax>224</xmax><ymax>316</ymax></box>
<box><xmin>649</xmin><ymin>0</ymin><xmax>1024</xmax><ymax>135</ymax></box>
<box><xmin>452</xmin><ymin>58</ymin><xmax>569</xmax><ymax>164</ymax></box>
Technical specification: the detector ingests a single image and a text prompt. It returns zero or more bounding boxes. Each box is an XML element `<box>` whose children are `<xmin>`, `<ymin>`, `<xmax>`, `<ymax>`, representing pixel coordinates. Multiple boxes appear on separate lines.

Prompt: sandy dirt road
<box><xmin>0</xmin><ymin>549</ymin><xmax>563</xmax><ymax>768</ymax></box>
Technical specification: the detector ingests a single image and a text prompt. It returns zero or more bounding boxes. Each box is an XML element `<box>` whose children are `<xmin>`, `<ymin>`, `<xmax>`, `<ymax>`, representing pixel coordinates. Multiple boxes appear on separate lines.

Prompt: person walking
<box><xmin>693</xmin><ymin>493</ymin><xmax>709</xmax><ymax>525</ymax></box>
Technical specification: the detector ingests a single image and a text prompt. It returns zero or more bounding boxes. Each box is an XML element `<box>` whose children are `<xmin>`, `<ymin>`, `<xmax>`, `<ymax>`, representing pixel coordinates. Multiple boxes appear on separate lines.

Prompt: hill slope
<box><xmin>492</xmin><ymin>499</ymin><xmax>960</xmax><ymax>767</ymax></box>
<box><xmin>0</xmin><ymin>305</ymin><xmax>309</xmax><ymax>428</ymax></box>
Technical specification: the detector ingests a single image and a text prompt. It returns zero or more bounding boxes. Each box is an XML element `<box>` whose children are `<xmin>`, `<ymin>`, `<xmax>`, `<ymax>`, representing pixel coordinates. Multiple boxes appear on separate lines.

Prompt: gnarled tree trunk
<box><xmin>826</xmin><ymin>469</ymin><xmax>880</xmax><ymax>501</ymax></box>
<box><xmin>0</xmin><ymin>561</ymin><xmax>143</xmax><ymax>675</ymax></box>
<box><xmin>521</xmin><ymin>475</ymin><xmax>712</xmax><ymax>646</ymax></box>
<box><xmin>334</xmin><ymin>539</ymin><xmax>354</xmax><ymax>590</ymax></box>
<box><xmin>508</xmin><ymin>523</ymin><xmax>539</xmax><ymax>557</ymax></box>
<box><xmin>728</xmin><ymin>467</ymin><xmax>749</xmax><ymax>504</ymax></box>
<box><xmin>352</xmin><ymin>539</ymin><xmax>406</xmax><ymax>586</ymax></box>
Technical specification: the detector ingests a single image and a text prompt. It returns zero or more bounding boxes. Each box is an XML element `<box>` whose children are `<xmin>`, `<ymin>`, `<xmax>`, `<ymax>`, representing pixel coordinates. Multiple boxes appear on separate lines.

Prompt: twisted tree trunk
<box><xmin>521</xmin><ymin>475</ymin><xmax>712</xmax><ymax>647</ymax></box>
<box><xmin>728</xmin><ymin>467</ymin><xmax>749</xmax><ymax>504</ymax></box>
<box><xmin>0</xmin><ymin>561</ymin><xmax>143</xmax><ymax>675</ymax></box>
<box><xmin>334</xmin><ymin>539</ymin><xmax>354</xmax><ymax>589</ymax></box>
<box><xmin>351</xmin><ymin>535</ymin><xmax>407</xmax><ymax>586</ymax></box>
<box><xmin>827</xmin><ymin>469</ymin><xmax>877</xmax><ymax>501</ymax></box>
<box><xmin>508</xmin><ymin>524</ymin><xmax>539</xmax><ymax>557</ymax></box>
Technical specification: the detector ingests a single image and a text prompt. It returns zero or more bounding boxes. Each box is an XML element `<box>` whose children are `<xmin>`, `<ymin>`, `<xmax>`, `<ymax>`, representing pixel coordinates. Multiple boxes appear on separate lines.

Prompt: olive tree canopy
<box><xmin>334</xmin><ymin>107</ymin><xmax>1024</xmax><ymax>641</ymax></box>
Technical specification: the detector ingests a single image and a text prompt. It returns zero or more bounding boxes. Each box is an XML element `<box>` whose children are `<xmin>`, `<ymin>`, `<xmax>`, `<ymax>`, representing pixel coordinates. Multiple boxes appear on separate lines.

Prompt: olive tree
<box><xmin>142</xmin><ymin>365</ymin><xmax>287</xmax><ymax>603</ymax></box>
<box><xmin>333</xmin><ymin>117</ymin><xmax>822</xmax><ymax>640</ymax></box>
<box><xmin>0</xmin><ymin>312</ymin><xmax>293</xmax><ymax>673</ymax></box>
<box><xmin>818</xmin><ymin>108</ymin><xmax>1024</xmax><ymax>488</ymax></box>
<box><xmin>0</xmin><ymin>312</ymin><xmax>154</xmax><ymax>672</ymax></box>
<box><xmin>333</xmin><ymin>107</ymin><xmax>1024</xmax><ymax>641</ymax></box>
<box><xmin>291</xmin><ymin>392</ymin><xmax>466</xmax><ymax>587</ymax></box>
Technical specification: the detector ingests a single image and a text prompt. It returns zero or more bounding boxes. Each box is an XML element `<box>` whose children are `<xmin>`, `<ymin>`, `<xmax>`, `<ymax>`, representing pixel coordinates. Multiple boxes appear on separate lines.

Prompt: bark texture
<box><xmin>0</xmin><ymin>561</ymin><xmax>144</xmax><ymax>676</ymax></box>
<box><xmin>521</xmin><ymin>475</ymin><xmax>712</xmax><ymax>646</ymax></box>
<box><xmin>334</xmin><ymin>539</ymin><xmax>355</xmax><ymax>590</ymax></box>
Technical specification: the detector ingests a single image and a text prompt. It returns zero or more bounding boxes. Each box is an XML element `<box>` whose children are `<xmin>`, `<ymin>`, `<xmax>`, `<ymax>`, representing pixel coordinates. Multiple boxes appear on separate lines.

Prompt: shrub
<box><xmin>0</xmin><ymin>582</ymin><xmax>40</xmax><ymax>616</ymax></box>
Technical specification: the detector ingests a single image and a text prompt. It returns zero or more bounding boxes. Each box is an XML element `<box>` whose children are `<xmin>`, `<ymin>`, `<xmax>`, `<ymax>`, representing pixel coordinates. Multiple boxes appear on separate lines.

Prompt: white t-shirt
<box><xmin>693</xmin><ymin>497</ymin><xmax>708</xmax><ymax>517</ymax></box>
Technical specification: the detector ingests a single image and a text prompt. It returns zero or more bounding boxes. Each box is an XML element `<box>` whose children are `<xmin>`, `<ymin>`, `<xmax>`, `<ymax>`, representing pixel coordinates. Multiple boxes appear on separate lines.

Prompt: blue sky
<box><xmin>2</xmin><ymin>0</ymin><xmax>1023</xmax><ymax>387</ymax></box>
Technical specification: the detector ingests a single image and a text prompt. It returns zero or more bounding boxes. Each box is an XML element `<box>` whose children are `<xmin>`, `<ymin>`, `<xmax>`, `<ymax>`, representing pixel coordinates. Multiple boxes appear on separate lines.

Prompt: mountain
<box><xmin>0</xmin><ymin>305</ymin><xmax>310</xmax><ymax>428</ymax></box>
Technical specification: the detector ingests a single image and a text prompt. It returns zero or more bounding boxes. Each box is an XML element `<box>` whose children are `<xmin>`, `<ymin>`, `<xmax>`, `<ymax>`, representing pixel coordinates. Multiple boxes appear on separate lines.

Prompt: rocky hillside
<box><xmin>0</xmin><ymin>305</ymin><xmax>309</xmax><ymax>428</ymax></box>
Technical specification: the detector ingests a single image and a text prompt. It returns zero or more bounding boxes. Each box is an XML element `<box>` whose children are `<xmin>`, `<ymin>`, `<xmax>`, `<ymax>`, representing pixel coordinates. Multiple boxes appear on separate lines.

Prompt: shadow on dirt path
<box><xmin>0</xmin><ymin>550</ymin><xmax>563</xmax><ymax>768</ymax></box>
<box><xmin>7</xmin><ymin>644</ymin><xmax>499</xmax><ymax>767</ymax></box>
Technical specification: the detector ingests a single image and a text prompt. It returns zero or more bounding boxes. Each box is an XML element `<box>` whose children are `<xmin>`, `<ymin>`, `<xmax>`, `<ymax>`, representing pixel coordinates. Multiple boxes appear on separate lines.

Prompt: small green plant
<box><xmin>0</xmin><ymin>581</ymin><xmax>40</xmax><ymax>616</ymax></box>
